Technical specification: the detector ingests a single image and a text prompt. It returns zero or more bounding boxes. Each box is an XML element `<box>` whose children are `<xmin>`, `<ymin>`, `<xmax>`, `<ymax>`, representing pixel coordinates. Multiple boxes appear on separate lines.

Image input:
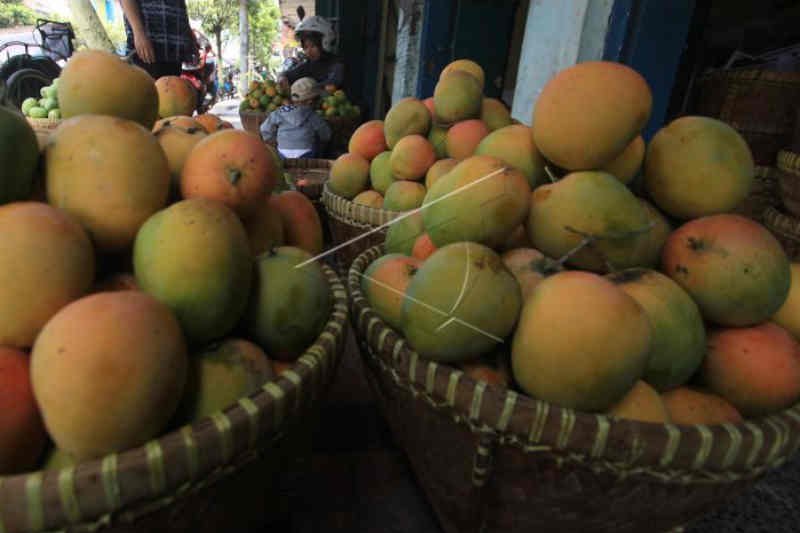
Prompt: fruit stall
<box><xmin>1</xmin><ymin>0</ymin><xmax>800</xmax><ymax>530</ymax></box>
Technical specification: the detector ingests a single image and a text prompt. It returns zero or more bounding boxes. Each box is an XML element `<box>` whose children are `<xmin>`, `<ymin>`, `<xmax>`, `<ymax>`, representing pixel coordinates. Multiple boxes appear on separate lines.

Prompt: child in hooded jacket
<box><xmin>260</xmin><ymin>77</ymin><xmax>331</xmax><ymax>159</ymax></box>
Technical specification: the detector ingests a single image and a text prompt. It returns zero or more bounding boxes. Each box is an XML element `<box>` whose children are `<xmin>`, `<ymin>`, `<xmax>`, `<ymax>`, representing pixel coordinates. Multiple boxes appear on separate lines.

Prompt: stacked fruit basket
<box><xmin>341</xmin><ymin>58</ymin><xmax>800</xmax><ymax>532</ymax></box>
<box><xmin>0</xmin><ymin>49</ymin><xmax>346</xmax><ymax>533</ymax></box>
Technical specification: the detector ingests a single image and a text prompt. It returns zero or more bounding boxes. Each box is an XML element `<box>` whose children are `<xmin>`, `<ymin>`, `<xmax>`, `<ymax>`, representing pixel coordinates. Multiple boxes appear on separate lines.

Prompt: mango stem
<box><xmin>227</xmin><ymin>168</ymin><xmax>243</xmax><ymax>185</ymax></box>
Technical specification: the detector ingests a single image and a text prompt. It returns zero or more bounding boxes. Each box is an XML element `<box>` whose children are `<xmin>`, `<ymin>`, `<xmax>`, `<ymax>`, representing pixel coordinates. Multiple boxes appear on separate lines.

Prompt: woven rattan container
<box><xmin>348</xmin><ymin>245</ymin><xmax>800</xmax><ymax>533</ymax></box>
<box><xmin>321</xmin><ymin>184</ymin><xmax>399</xmax><ymax>273</ymax></box>
<box><xmin>0</xmin><ymin>266</ymin><xmax>348</xmax><ymax>533</ymax></box>
<box><xmin>26</xmin><ymin>117</ymin><xmax>60</xmax><ymax>150</ymax></box>
<box><xmin>239</xmin><ymin>110</ymin><xmax>267</xmax><ymax>137</ymax></box>
<box><xmin>732</xmin><ymin>165</ymin><xmax>781</xmax><ymax>222</ymax></box>
<box><xmin>693</xmin><ymin>69</ymin><xmax>800</xmax><ymax>165</ymax></box>
<box><xmin>777</xmin><ymin>150</ymin><xmax>800</xmax><ymax>175</ymax></box>
<box><xmin>764</xmin><ymin>206</ymin><xmax>800</xmax><ymax>261</ymax></box>
<box><xmin>283</xmin><ymin>158</ymin><xmax>332</xmax><ymax>202</ymax></box>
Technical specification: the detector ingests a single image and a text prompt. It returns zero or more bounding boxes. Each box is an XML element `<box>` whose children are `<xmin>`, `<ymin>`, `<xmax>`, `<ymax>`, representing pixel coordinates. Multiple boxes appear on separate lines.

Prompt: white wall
<box><xmin>510</xmin><ymin>0</ymin><xmax>614</xmax><ymax>125</ymax></box>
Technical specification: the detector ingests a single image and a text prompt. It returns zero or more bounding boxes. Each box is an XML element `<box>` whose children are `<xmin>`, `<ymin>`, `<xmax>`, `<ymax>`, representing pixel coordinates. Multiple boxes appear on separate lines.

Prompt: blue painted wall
<box><xmin>603</xmin><ymin>0</ymin><xmax>696</xmax><ymax>139</ymax></box>
<box><xmin>416</xmin><ymin>0</ymin><xmax>518</xmax><ymax>100</ymax></box>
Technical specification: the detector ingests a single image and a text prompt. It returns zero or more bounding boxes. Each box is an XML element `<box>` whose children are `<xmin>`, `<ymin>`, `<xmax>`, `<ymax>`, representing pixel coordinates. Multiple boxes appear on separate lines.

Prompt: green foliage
<box><xmin>0</xmin><ymin>0</ymin><xmax>37</xmax><ymax>28</ymax></box>
<box><xmin>187</xmin><ymin>0</ymin><xmax>236</xmax><ymax>54</ymax></box>
<box><xmin>247</xmin><ymin>1</ymin><xmax>280</xmax><ymax>66</ymax></box>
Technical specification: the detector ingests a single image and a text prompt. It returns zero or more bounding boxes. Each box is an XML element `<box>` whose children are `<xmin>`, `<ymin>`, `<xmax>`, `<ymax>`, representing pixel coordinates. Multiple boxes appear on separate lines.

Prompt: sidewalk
<box><xmin>208</xmin><ymin>97</ymin><xmax>243</xmax><ymax>130</ymax></box>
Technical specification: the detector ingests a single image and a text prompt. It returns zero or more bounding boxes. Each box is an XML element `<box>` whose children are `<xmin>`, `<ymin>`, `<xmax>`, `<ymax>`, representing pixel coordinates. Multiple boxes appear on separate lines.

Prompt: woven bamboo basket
<box><xmin>777</xmin><ymin>150</ymin><xmax>800</xmax><ymax>175</ymax></box>
<box><xmin>0</xmin><ymin>266</ymin><xmax>348</xmax><ymax>533</ymax></box>
<box><xmin>26</xmin><ymin>117</ymin><xmax>61</xmax><ymax>150</ymax></box>
<box><xmin>239</xmin><ymin>109</ymin><xmax>267</xmax><ymax>137</ymax></box>
<box><xmin>777</xmin><ymin>168</ymin><xmax>800</xmax><ymax>218</ymax></box>
<box><xmin>693</xmin><ymin>69</ymin><xmax>800</xmax><ymax>165</ymax></box>
<box><xmin>732</xmin><ymin>165</ymin><xmax>781</xmax><ymax>222</ymax></box>
<box><xmin>321</xmin><ymin>183</ymin><xmax>400</xmax><ymax>273</ymax></box>
<box><xmin>283</xmin><ymin>158</ymin><xmax>334</xmax><ymax>244</ymax></box>
<box><xmin>283</xmin><ymin>158</ymin><xmax>332</xmax><ymax>202</ymax></box>
<box><xmin>348</xmin><ymin>245</ymin><xmax>800</xmax><ymax>533</ymax></box>
<box><xmin>764</xmin><ymin>206</ymin><xmax>800</xmax><ymax>261</ymax></box>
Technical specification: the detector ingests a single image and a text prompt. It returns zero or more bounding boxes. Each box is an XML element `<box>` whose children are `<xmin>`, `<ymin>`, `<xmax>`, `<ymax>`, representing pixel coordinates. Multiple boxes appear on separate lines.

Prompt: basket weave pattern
<box><xmin>764</xmin><ymin>206</ymin><xmax>800</xmax><ymax>261</ymax></box>
<box><xmin>321</xmin><ymin>184</ymin><xmax>399</xmax><ymax>273</ymax></box>
<box><xmin>26</xmin><ymin>117</ymin><xmax>61</xmax><ymax>149</ymax></box>
<box><xmin>733</xmin><ymin>166</ymin><xmax>781</xmax><ymax>222</ymax></box>
<box><xmin>0</xmin><ymin>266</ymin><xmax>348</xmax><ymax>533</ymax></box>
<box><xmin>348</xmin><ymin>245</ymin><xmax>800</xmax><ymax>533</ymax></box>
<box><xmin>693</xmin><ymin>69</ymin><xmax>800</xmax><ymax>165</ymax></box>
<box><xmin>777</xmin><ymin>150</ymin><xmax>800</xmax><ymax>175</ymax></box>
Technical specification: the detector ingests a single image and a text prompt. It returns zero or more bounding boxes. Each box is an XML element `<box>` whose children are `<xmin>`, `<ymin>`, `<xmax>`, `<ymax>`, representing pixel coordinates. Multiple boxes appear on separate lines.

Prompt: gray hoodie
<box><xmin>259</xmin><ymin>105</ymin><xmax>332</xmax><ymax>151</ymax></box>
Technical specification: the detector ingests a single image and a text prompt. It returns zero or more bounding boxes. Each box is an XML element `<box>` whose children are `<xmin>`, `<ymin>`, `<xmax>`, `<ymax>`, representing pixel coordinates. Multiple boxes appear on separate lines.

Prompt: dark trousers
<box><xmin>132</xmin><ymin>57</ymin><xmax>182</xmax><ymax>79</ymax></box>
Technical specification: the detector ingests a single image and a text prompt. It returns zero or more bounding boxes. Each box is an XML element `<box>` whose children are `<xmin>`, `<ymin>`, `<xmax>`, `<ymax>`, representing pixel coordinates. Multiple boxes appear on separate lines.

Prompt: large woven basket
<box><xmin>239</xmin><ymin>109</ymin><xmax>267</xmax><ymax>137</ymax></box>
<box><xmin>348</xmin><ymin>245</ymin><xmax>800</xmax><ymax>533</ymax></box>
<box><xmin>0</xmin><ymin>266</ymin><xmax>348</xmax><ymax>533</ymax></box>
<box><xmin>321</xmin><ymin>184</ymin><xmax>399</xmax><ymax>273</ymax></box>
<box><xmin>693</xmin><ymin>69</ymin><xmax>800</xmax><ymax>165</ymax></box>
<box><xmin>732</xmin><ymin>165</ymin><xmax>781</xmax><ymax>222</ymax></box>
<box><xmin>764</xmin><ymin>206</ymin><xmax>800</xmax><ymax>261</ymax></box>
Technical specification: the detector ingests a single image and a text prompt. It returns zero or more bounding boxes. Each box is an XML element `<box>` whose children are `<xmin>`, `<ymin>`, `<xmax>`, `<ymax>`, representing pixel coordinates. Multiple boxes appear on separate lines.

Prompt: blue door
<box><xmin>417</xmin><ymin>0</ymin><xmax>518</xmax><ymax>100</ymax></box>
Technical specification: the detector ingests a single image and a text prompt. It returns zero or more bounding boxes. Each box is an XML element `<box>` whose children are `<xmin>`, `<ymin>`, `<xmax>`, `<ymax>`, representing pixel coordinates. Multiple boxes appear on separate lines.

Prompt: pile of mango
<box><xmin>240</xmin><ymin>78</ymin><xmax>359</xmax><ymax>120</ymax></box>
<box><xmin>21</xmin><ymin>78</ymin><xmax>61</xmax><ymax>120</ymax></box>
<box><xmin>0</xmin><ymin>50</ymin><xmax>331</xmax><ymax>475</ymax></box>
<box><xmin>357</xmin><ymin>58</ymin><xmax>800</xmax><ymax>427</ymax></box>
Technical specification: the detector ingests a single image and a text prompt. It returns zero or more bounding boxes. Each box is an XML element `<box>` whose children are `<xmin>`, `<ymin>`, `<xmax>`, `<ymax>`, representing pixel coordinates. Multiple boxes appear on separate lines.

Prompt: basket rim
<box><xmin>348</xmin><ymin>244</ymin><xmax>800</xmax><ymax>480</ymax></box>
<box><xmin>283</xmin><ymin>158</ymin><xmax>334</xmax><ymax>171</ymax></box>
<box><xmin>697</xmin><ymin>67</ymin><xmax>800</xmax><ymax>84</ymax></box>
<box><xmin>322</xmin><ymin>183</ymin><xmax>403</xmax><ymax>228</ymax></box>
<box><xmin>0</xmin><ymin>265</ymin><xmax>348</xmax><ymax>533</ymax></box>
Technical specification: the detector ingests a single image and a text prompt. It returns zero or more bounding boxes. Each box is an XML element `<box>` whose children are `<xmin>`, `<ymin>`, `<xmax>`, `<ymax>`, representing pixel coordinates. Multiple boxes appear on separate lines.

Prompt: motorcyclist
<box><xmin>278</xmin><ymin>16</ymin><xmax>345</xmax><ymax>92</ymax></box>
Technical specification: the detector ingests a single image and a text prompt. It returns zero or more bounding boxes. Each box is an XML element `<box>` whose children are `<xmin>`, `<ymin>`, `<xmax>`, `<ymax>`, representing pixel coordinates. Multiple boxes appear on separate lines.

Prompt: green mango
<box><xmin>28</xmin><ymin>106</ymin><xmax>48</xmax><ymax>118</ymax></box>
<box><xmin>21</xmin><ymin>97</ymin><xmax>38</xmax><ymax>115</ymax></box>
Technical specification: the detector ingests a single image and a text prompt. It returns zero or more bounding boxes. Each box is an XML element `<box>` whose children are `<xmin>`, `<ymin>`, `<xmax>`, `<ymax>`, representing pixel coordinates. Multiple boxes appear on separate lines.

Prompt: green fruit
<box><xmin>48</xmin><ymin>109</ymin><xmax>61</xmax><ymax>120</ymax></box>
<box><xmin>40</xmin><ymin>98</ymin><xmax>58</xmax><ymax>112</ymax></box>
<box><xmin>0</xmin><ymin>105</ymin><xmax>39</xmax><ymax>203</ymax></box>
<box><xmin>133</xmin><ymin>198</ymin><xmax>253</xmax><ymax>346</ymax></box>
<box><xmin>28</xmin><ymin>106</ymin><xmax>48</xmax><ymax>119</ymax></box>
<box><xmin>260</xmin><ymin>95</ymin><xmax>271</xmax><ymax>106</ymax></box>
<box><xmin>243</xmin><ymin>247</ymin><xmax>332</xmax><ymax>361</ymax></box>
<box><xmin>401</xmin><ymin>242</ymin><xmax>521</xmax><ymax>362</ymax></box>
<box><xmin>21</xmin><ymin>97</ymin><xmax>38</xmax><ymax>115</ymax></box>
<box><xmin>178</xmin><ymin>338</ymin><xmax>273</xmax><ymax>422</ymax></box>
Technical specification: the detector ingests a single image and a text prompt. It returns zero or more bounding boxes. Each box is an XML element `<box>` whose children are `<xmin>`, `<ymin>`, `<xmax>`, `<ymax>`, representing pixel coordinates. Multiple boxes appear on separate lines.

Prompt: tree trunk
<box><xmin>67</xmin><ymin>0</ymin><xmax>115</xmax><ymax>53</ymax></box>
<box><xmin>215</xmin><ymin>31</ymin><xmax>223</xmax><ymax>72</ymax></box>
<box><xmin>239</xmin><ymin>0</ymin><xmax>249</xmax><ymax>95</ymax></box>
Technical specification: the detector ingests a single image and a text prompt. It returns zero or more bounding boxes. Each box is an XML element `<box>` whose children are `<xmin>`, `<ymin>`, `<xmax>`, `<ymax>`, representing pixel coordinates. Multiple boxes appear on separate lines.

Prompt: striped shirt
<box><xmin>124</xmin><ymin>0</ymin><xmax>196</xmax><ymax>63</ymax></box>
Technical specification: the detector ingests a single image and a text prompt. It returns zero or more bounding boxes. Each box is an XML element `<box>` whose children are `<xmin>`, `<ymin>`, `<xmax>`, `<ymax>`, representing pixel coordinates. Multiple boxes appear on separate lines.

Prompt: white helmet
<box><xmin>295</xmin><ymin>15</ymin><xmax>336</xmax><ymax>53</ymax></box>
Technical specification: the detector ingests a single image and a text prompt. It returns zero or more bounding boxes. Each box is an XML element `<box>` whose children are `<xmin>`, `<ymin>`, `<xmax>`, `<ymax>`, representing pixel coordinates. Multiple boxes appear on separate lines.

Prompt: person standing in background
<box><xmin>119</xmin><ymin>0</ymin><xmax>197</xmax><ymax>79</ymax></box>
